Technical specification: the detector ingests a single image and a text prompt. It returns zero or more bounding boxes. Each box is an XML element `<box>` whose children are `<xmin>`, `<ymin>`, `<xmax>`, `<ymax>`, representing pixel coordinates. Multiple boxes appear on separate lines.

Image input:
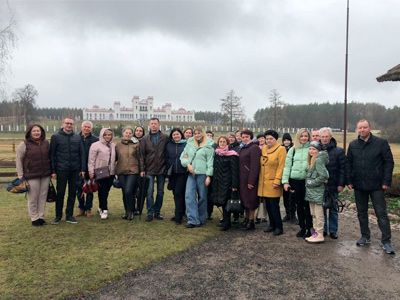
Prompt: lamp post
<box><xmin>343</xmin><ymin>0</ymin><xmax>350</xmax><ymax>150</ymax></box>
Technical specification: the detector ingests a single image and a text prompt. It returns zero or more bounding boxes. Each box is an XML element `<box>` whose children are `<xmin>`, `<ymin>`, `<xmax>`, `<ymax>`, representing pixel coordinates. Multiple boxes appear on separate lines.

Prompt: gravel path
<box><xmin>71</xmin><ymin>209</ymin><xmax>400</xmax><ymax>300</ymax></box>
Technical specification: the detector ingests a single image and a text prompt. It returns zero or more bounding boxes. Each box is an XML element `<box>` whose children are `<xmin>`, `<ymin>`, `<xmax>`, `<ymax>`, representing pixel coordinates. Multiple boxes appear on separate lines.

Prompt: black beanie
<box><xmin>265</xmin><ymin>129</ymin><xmax>279</xmax><ymax>140</ymax></box>
<box><xmin>282</xmin><ymin>132</ymin><xmax>292</xmax><ymax>142</ymax></box>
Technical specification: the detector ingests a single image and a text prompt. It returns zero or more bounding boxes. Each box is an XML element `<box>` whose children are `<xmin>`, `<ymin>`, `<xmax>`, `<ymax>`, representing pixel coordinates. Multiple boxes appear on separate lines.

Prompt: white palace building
<box><xmin>83</xmin><ymin>96</ymin><xmax>195</xmax><ymax>122</ymax></box>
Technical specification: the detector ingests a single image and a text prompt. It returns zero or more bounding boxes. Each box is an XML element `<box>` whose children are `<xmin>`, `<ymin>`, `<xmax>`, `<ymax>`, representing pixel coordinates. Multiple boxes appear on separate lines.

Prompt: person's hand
<box><xmin>187</xmin><ymin>164</ymin><xmax>194</xmax><ymax>174</ymax></box>
<box><xmin>347</xmin><ymin>184</ymin><xmax>353</xmax><ymax>191</ymax></box>
<box><xmin>205</xmin><ymin>176</ymin><xmax>211</xmax><ymax>187</ymax></box>
<box><xmin>18</xmin><ymin>175</ymin><xmax>23</xmax><ymax>180</ymax></box>
<box><xmin>247</xmin><ymin>184</ymin><xmax>254</xmax><ymax>190</ymax></box>
<box><xmin>382</xmin><ymin>185</ymin><xmax>389</xmax><ymax>191</ymax></box>
<box><xmin>284</xmin><ymin>183</ymin><xmax>290</xmax><ymax>192</ymax></box>
<box><xmin>51</xmin><ymin>173</ymin><xmax>56</xmax><ymax>180</ymax></box>
<box><xmin>80</xmin><ymin>171</ymin><xmax>85</xmax><ymax>178</ymax></box>
<box><xmin>337</xmin><ymin>186</ymin><xmax>344</xmax><ymax>193</ymax></box>
<box><xmin>273</xmin><ymin>183</ymin><xmax>280</xmax><ymax>189</ymax></box>
<box><xmin>140</xmin><ymin>171</ymin><xmax>145</xmax><ymax>177</ymax></box>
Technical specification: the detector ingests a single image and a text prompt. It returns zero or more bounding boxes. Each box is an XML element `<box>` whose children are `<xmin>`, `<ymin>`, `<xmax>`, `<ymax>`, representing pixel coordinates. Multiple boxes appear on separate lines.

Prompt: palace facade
<box><xmin>83</xmin><ymin>96</ymin><xmax>195</xmax><ymax>122</ymax></box>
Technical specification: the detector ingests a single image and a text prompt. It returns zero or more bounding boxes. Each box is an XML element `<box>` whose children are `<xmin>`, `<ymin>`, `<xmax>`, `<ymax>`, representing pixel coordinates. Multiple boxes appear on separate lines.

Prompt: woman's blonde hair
<box><xmin>307</xmin><ymin>147</ymin><xmax>319</xmax><ymax>170</ymax></box>
<box><xmin>294</xmin><ymin>128</ymin><xmax>310</xmax><ymax>148</ymax></box>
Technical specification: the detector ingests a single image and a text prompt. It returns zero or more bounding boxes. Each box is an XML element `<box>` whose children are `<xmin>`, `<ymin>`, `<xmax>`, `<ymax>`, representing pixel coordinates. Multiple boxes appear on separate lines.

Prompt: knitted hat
<box><xmin>309</xmin><ymin>140</ymin><xmax>322</xmax><ymax>151</ymax></box>
<box><xmin>264</xmin><ymin>129</ymin><xmax>279</xmax><ymax>140</ymax></box>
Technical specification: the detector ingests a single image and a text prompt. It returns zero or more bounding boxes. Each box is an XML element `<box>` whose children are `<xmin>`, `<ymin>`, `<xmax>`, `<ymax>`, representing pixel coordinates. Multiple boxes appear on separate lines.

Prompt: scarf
<box><xmin>215</xmin><ymin>145</ymin><xmax>239</xmax><ymax>157</ymax></box>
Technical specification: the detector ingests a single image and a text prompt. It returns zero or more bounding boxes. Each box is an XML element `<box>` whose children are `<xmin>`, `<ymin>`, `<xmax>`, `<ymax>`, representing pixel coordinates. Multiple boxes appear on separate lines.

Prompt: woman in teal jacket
<box><xmin>305</xmin><ymin>141</ymin><xmax>329</xmax><ymax>243</ymax></box>
<box><xmin>180</xmin><ymin>128</ymin><xmax>214</xmax><ymax>228</ymax></box>
<box><xmin>282</xmin><ymin>128</ymin><xmax>313</xmax><ymax>238</ymax></box>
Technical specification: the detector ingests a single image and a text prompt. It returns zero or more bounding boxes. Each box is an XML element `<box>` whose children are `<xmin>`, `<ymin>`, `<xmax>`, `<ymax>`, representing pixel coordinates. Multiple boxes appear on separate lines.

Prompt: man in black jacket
<box><xmin>347</xmin><ymin>119</ymin><xmax>395</xmax><ymax>254</ymax></box>
<box><xmin>50</xmin><ymin>117</ymin><xmax>84</xmax><ymax>225</ymax></box>
<box><xmin>76</xmin><ymin>121</ymin><xmax>98</xmax><ymax>218</ymax></box>
<box><xmin>320</xmin><ymin>127</ymin><xmax>346</xmax><ymax>239</ymax></box>
<box><xmin>140</xmin><ymin>118</ymin><xmax>168</xmax><ymax>222</ymax></box>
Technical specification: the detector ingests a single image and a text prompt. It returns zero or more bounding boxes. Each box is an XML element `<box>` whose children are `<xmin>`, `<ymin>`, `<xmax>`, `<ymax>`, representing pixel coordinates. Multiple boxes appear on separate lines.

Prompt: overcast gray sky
<box><xmin>2</xmin><ymin>0</ymin><xmax>400</xmax><ymax>119</ymax></box>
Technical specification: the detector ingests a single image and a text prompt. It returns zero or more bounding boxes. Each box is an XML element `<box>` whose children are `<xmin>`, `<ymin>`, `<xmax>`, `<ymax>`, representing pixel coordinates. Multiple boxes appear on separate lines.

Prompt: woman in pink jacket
<box><xmin>88</xmin><ymin>128</ymin><xmax>116</xmax><ymax>220</ymax></box>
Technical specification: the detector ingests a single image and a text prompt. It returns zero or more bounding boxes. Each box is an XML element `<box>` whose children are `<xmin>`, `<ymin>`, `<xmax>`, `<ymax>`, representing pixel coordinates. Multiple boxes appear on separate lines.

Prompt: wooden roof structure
<box><xmin>376</xmin><ymin>64</ymin><xmax>400</xmax><ymax>82</ymax></box>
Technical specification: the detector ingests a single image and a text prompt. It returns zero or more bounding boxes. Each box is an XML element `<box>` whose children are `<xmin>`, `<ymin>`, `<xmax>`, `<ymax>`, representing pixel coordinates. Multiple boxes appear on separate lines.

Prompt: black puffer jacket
<box><xmin>321</xmin><ymin>137</ymin><xmax>346</xmax><ymax>192</ymax></box>
<box><xmin>50</xmin><ymin>129</ymin><xmax>84</xmax><ymax>173</ymax></box>
<box><xmin>165</xmin><ymin>140</ymin><xmax>187</xmax><ymax>174</ymax></box>
<box><xmin>80</xmin><ymin>132</ymin><xmax>99</xmax><ymax>172</ymax></box>
<box><xmin>346</xmin><ymin>134</ymin><xmax>394</xmax><ymax>191</ymax></box>
<box><xmin>211</xmin><ymin>154</ymin><xmax>239</xmax><ymax>207</ymax></box>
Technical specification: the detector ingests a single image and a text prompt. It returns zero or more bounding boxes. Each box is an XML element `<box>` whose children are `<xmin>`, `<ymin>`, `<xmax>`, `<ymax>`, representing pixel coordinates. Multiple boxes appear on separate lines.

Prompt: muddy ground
<box><xmin>71</xmin><ymin>209</ymin><xmax>400</xmax><ymax>300</ymax></box>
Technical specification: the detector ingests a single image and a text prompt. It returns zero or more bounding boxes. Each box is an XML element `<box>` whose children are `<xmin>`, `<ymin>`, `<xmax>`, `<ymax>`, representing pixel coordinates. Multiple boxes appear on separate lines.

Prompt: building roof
<box><xmin>376</xmin><ymin>64</ymin><xmax>400</xmax><ymax>82</ymax></box>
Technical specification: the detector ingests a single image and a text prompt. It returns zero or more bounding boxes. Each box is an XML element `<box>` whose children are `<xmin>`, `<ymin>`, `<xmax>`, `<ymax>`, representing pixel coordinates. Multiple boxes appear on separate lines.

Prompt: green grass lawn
<box><xmin>0</xmin><ymin>187</ymin><xmax>221</xmax><ymax>299</ymax></box>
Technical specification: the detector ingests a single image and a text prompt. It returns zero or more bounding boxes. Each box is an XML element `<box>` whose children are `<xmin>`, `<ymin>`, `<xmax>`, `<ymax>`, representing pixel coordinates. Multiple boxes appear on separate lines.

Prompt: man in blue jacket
<box><xmin>346</xmin><ymin>119</ymin><xmax>395</xmax><ymax>254</ymax></box>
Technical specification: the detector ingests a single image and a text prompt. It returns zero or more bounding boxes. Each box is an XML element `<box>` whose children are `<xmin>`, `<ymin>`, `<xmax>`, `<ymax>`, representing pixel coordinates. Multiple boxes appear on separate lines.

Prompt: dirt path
<box><xmin>71</xmin><ymin>209</ymin><xmax>400</xmax><ymax>300</ymax></box>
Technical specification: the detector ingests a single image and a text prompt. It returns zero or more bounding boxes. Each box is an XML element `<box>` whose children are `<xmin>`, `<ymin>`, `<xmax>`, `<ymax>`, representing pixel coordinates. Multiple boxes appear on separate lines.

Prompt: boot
<box><xmin>121</xmin><ymin>211</ymin><xmax>128</xmax><ymax>220</ymax></box>
<box><xmin>241</xmin><ymin>218</ymin><xmax>249</xmax><ymax>228</ymax></box>
<box><xmin>244</xmin><ymin>220</ymin><xmax>255</xmax><ymax>231</ymax></box>
<box><xmin>305</xmin><ymin>231</ymin><xmax>324</xmax><ymax>243</ymax></box>
<box><xmin>127</xmin><ymin>211</ymin><xmax>134</xmax><ymax>221</ymax></box>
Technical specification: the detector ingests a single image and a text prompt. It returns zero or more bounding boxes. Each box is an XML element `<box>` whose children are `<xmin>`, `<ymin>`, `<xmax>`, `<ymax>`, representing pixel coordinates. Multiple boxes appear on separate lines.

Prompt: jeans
<box><xmin>290</xmin><ymin>179</ymin><xmax>313</xmax><ymax>230</ymax></box>
<box><xmin>355</xmin><ymin>189</ymin><xmax>391</xmax><ymax>243</ymax></box>
<box><xmin>56</xmin><ymin>171</ymin><xmax>79</xmax><ymax>219</ymax></box>
<box><xmin>119</xmin><ymin>174</ymin><xmax>139</xmax><ymax>213</ymax></box>
<box><xmin>76</xmin><ymin>178</ymin><xmax>93</xmax><ymax>211</ymax></box>
<box><xmin>324</xmin><ymin>198</ymin><xmax>339</xmax><ymax>235</ymax></box>
<box><xmin>185</xmin><ymin>174</ymin><xmax>208</xmax><ymax>226</ymax></box>
<box><xmin>207</xmin><ymin>179</ymin><xmax>214</xmax><ymax>218</ymax></box>
<box><xmin>97</xmin><ymin>176</ymin><xmax>114</xmax><ymax>211</ymax></box>
<box><xmin>264</xmin><ymin>197</ymin><xmax>283</xmax><ymax>230</ymax></box>
<box><xmin>146</xmin><ymin>175</ymin><xmax>165</xmax><ymax>216</ymax></box>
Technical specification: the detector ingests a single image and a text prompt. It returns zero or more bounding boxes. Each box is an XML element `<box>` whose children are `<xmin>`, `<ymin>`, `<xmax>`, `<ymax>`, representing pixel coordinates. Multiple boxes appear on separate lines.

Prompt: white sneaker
<box><xmin>101</xmin><ymin>210</ymin><xmax>108</xmax><ymax>220</ymax></box>
<box><xmin>97</xmin><ymin>208</ymin><xmax>102</xmax><ymax>215</ymax></box>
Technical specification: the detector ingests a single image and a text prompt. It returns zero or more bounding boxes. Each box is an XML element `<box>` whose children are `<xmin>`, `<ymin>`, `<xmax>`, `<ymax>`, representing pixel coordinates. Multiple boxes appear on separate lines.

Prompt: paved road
<box><xmin>72</xmin><ymin>209</ymin><xmax>400</xmax><ymax>300</ymax></box>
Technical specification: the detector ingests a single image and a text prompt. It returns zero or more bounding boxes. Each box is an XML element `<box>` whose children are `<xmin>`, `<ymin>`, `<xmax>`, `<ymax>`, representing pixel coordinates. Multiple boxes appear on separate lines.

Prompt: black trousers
<box><xmin>119</xmin><ymin>174</ymin><xmax>139</xmax><ymax>213</ymax></box>
<box><xmin>97</xmin><ymin>176</ymin><xmax>114</xmax><ymax>211</ymax></box>
<box><xmin>355</xmin><ymin>189</ymin><xmax>391</xmax><ymax>243</ymax></box>
<box><xmin>263</xmin><ymin>197</ymin><xmax>283</xmax><ymax>230</ymax></box>
<box><xmin>283</xmin><ymin>190</ymin><xmax>296</xmax><ymax>217</ymax></box>
<box><xmin>290</xmin><ymin>179</ymin><xmax>312</xmax><ymax>230</ymax></box>
<box><xmin>207</xmin><ymin>178</ymin><xmax>214</xmax><ymax>217</ymax></box>
<box><xmin>171</xmin><ymin>173</ymin><xmax>188</xmax><ymax>222</ymax></box>
<box><xmin>56</xmin><ymin>170</ymin><xmax>79</xmax><ymax>219</ymax></box>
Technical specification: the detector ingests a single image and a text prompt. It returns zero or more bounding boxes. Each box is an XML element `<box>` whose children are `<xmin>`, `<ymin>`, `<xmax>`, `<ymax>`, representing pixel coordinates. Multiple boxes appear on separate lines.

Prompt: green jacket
<box><xmin>180</xmin><ymin>137</ymin><xmax>214</xmax><ymax>176</ymax></box>
<box><xmin>305</xmin><ymin>151</ymin><xmax>329</xmax><ymax>204</ymax></box>
<box><xmin>282</xmin><ymin>142</ymin><xmax>310</xmax><ymax>183</ymax></box>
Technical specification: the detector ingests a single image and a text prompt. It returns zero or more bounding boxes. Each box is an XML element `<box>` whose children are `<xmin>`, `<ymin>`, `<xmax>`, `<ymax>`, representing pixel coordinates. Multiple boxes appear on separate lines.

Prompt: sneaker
<box><xmin>382</xmin><ymin>243</ymin><xmax>395</xmax><ymax>255</ymax></box>
<box><xmin>100</xmin><ymin>210</ymin><xmax>108</xmax><ymax>220</ymax></box>
<box><xmin>356</xmin><ymin>236</ymin><xmax>371</xmax><ymax>246</ymax></box>
<box><xmin>66</xmin><ymin>216</ymin><xmax>78</xmax><ymax>224</ymax></box>
<box><xmin>154</xmin><ymin>213</ymin><xmax>164</xmax><ymax>220</ymax></box>
<box><xmin>330</xmin><ymin>233</ymin><xmax>338</xmax><ymax>239</ymax></box>
<box><xmin>145</xmin><ymin>215</ymin><xmax>153</xmax><ymax>222</ymax></box>
<box><xmin>186</xmin><ymin>223</ymin><xmax>199</xmax><ymax>228</ymax></box>
<box><xmin>305</xmin><ymin>232</ymin><xmax>324</xmax><ymax>243</ymax></box>
<box><xmin>51</xmin><ymin>218</ymin><xmax>61</xmax><ymax>225</ymax></box>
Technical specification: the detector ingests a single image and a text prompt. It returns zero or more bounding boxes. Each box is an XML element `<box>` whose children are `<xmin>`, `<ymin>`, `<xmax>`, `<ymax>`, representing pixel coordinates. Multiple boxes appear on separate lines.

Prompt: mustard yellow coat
<box><xmin>257</xmin><ymin>143</ymin><xmax>287</xmax><ymax>198</ymax></box>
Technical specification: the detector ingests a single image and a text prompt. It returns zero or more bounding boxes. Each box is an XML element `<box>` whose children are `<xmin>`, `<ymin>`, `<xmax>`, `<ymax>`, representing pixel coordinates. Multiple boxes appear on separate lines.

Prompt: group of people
<box><xmin>15</xmin><ymin>117</ymin><xmax>395</xmax><ymax>254</ymax></box>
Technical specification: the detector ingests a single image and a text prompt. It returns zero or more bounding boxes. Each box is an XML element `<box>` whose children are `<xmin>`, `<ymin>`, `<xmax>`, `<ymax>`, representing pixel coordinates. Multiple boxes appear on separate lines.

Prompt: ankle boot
<box><xmin>127</xmin><ymin>211</ymin><xmax>134</xmax><ymax>221</ymax></box>
<box><xmin>245</xmin><ymin>220</ymin><xmax>255</xmax><ymax>231</ymax></box>
<box><xmin>241</xmin><ymin>218</ymin><xmax>249</xmax><ymax>228</ymax></box>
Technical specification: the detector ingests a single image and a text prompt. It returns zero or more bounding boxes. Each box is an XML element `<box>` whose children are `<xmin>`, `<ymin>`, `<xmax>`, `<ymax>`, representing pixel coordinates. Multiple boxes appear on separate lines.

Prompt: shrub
<box><xmin>386</xmin><ymin>173</ymin><xmax>400</xmax><ymax>196</ymax></box>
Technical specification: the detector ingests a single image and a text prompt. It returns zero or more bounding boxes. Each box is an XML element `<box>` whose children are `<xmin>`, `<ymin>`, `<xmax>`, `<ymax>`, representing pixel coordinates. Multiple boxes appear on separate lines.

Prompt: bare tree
<box><xmin>0</xmin><ymin>2</ymin><xmax>17</xmax><ymax>95</ymax></box>
<box><xmin>269</xmin><ymin>89</ymin><xmax>284</xmax><ymax>129</ymax></box>
<box><xmin>12</xmin><ymin>84</ymin><xmax>38</xmax><ymax>127</ymax></box>
<box><xmin>220</xmin><ymin>89</ymin><xmax>245</xmax><ymax>131</ymax></box>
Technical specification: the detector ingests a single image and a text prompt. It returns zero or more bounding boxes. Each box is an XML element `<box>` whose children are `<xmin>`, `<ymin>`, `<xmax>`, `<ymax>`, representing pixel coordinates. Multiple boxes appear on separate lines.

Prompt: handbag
<box><xmin>225</xmin><ymin>190</ymin><xmax>244</xmax><ymax>214</ymax></box>
<box><xmin>46</xmin><ymin>180</ymin><xmax>57</xmax><ymax>202</ymax></box>
<box><xmin>323</xmin><ymin>187</ymin><xmax>338</xmax><ymax>210</ymax></box>
<box><xmin>94</xmin><ymin>166</ymin><xmax>110</xmax><ymax>180</ymax></box>
<box><xmin>7</xmin><ymin>177</ymin><xmax>29</xmax><ymax>193</ymax></box>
